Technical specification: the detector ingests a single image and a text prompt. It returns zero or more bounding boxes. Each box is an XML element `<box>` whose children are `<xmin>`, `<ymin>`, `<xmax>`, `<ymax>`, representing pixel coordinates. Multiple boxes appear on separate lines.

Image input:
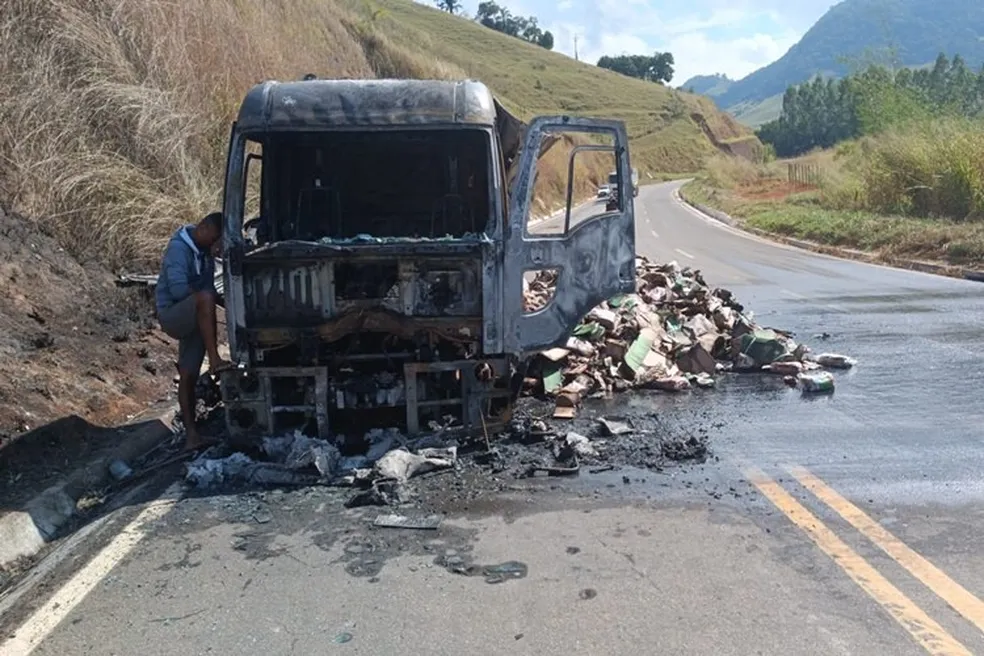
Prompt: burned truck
<box><xmin>217</xmin><ymin>78</ymin><xmax>636</xmax><ymax>443</ymax></box>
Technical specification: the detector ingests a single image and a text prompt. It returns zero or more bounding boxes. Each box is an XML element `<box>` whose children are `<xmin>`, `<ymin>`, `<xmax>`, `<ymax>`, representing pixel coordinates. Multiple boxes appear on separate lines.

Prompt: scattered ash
<box><xmin>176</xmin><ymin>396</ymin><xmax>717</xmax><ymax>534</ymax></box>
<box><xmin>505</xmin><ymin>395</ymin><xmax>714</xmax><ymax>470</ymax></box>
<box><xmin>150</xmin><ymin>386</ymin><xmax>725</xmax><ymax>587</ymax></box>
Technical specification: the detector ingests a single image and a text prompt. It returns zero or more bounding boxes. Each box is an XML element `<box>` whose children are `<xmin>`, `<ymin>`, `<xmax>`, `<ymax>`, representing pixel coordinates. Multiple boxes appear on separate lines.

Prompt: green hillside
<box><xmin>712</xmin><ymin>0</ymin><xmax>984</xmax><ymax>125</ymax></box>
<box><xmin>730</xmin><ymin>94</ymin><xmax>784</xmax><ymax>128</ymax></box>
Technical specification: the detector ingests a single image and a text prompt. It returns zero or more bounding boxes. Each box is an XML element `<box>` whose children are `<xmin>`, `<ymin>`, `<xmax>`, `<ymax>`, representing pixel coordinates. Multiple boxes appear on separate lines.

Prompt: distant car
<box><xmin>596</xmin><ymin>185</ymin><xmax>611</xmax><ymax>199</ymax></box>
<box><xmin>608</xmin><ymin>169</ymin><xmax>639</xmax><ymax>197</ymax></box>
<box><xmin>606</xmin><ymin>188</ymin><xmax>619</xmax><ymax>212</ymax></box>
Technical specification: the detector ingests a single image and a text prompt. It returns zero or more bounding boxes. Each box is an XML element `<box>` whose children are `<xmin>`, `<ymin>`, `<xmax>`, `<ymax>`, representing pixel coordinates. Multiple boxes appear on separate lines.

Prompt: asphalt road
<box><xmin>5</xmin><ymin>180</ymin><xmax>984</xmax><ymax>655</ymax></box>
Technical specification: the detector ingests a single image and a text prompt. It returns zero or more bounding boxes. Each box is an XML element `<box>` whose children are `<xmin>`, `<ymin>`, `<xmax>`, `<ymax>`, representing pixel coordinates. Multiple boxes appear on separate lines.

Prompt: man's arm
<box><xmin>162</xmin><ymin>243</ymin><xmax>194</xmax><ymax>301</ymax></box>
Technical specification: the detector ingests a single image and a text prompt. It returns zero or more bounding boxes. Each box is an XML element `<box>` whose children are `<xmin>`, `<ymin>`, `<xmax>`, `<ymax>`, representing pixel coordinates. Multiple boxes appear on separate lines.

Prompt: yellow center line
<box><xmin>745</xmin><ymin>466</ymin><xmax>972</xmax><ymax>656</ymax></box>
<box><xmin>788</xmin><ymin>464</ymin><xmax>984</xmax><ymax>636</ymax></box>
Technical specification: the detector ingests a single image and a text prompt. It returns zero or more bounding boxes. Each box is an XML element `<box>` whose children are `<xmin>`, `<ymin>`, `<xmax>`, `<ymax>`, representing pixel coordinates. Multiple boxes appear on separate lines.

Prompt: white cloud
<box><xmin>595</xmin><ymin>32</ymin><xmax>651</xmax><ymax>58</ymax></box>
<box><xmin>643</xmin><ymin>9</ymin><xmax>752</xmax><ymax>37</ymax></box>
<box><xmin>664</xmin><ymin>30</ymin><xmax>801</xmax><ymax>82</ymax></box>
<box><xmin>540</xmin><ymin>1</ymin><xmax>814</xmax><ymax>81</ymax></box>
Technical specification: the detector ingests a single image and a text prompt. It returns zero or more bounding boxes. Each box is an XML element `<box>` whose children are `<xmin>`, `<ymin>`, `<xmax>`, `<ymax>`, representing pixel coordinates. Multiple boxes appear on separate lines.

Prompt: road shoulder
<box><xmin>0</xmin><ymin>407</ymin><xmax>176</xmax><ymax>574</ymax></box>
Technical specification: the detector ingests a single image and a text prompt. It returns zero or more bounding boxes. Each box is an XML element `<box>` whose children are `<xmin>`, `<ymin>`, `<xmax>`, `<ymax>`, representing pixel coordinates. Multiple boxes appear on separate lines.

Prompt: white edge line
<box><xmin>1</xmin><ymin>482</ymin><xmax>185</xmax><ymax>655</ymax></box>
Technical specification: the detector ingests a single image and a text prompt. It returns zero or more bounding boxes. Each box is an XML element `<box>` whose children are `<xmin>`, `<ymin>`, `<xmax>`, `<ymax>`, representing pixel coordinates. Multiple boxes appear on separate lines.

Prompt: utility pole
<box><xmin>574</xmin><ymin>34</ymin><xmax>579</xmax><ymax>61</ymax></box>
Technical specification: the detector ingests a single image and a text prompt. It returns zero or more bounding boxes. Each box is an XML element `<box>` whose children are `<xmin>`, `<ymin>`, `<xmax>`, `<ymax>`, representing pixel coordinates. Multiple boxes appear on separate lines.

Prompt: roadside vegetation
<box><xmin>756</xmin><ymin>53</ymin><xmax>984</xmax><ymax>158</ymax></box>
<box><xmin>685</xmin><ymin>53</ymin><xmax>984</xmax><ymax>268</ymax></box>
<box><xmin>0</xmin><ymin>0</ymin><xmax>752</xmax><ymax>271</ymax></box>
<box><xmin>684</xmin><ymin>116</ymin><xmax>984</xmax><ymax>266</ymax></box>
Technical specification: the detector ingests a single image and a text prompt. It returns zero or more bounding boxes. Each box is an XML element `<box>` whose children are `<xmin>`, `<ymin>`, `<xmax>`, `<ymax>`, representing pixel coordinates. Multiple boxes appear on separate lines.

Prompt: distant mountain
<box><xmin>711</xmin><ymin>0</ymin><xmax>984</xmax><ymax>123</ymax></box>
<box><xmin>679</xmin><ymin>74</ymin><xmax>733</xmax><ymax>98</ymax></box>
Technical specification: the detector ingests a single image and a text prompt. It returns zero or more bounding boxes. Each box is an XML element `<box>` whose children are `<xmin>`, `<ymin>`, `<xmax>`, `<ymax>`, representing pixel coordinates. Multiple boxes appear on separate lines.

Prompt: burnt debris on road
<box><xmin>182</xmin><ymin>255</ymin><xmax>857</xmax><ymax>508</ymax></box>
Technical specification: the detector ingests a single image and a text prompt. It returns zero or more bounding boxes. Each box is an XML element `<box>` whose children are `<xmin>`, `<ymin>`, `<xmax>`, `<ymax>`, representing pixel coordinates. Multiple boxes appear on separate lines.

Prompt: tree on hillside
<box><xmin>974</xmin><ymin>64</ymin><xmax>984</xmax><ymax>114</ymax></box>
<box><xmin>651</xmin><ymin>53</ymin><xmax>674</xmax><ymax>84</ymax></box>
<box><xmin>435</xmin><ymin>0</ymin><xmax>461</xmax><ymax>13</ymax></box>
<box><xmin>477</xmin><ymin>2</ymin><xmax>514</xmax><ymax>34</ymax></box>
<box><xmin>474</xmin><ymin>1</ymin><xmax>554</xmax><ymax>49</ymax></box>
<box><xmin>597</xmin><ymin>52</ymin><xmax>674</xmax><ymax>84</ymax></box>
<box><xmin>756</xmin><ymin>51</ymin><xmax>984</xmax><ymax>157</ymax></box>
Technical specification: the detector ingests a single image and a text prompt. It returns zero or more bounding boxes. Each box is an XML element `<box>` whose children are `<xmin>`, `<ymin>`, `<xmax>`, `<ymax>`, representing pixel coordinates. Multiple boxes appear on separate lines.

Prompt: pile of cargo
<box><xmin>521</xmin><ymin>256</ymin><xmax>856</xmax><ymax>416</ymax></box>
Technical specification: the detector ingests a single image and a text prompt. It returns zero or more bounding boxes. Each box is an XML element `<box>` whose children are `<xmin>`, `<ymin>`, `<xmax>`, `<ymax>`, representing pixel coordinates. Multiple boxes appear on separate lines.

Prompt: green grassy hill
<box><xmin>729</xmin><ymin>94</ymin><xmax>784</xmax><ymax>128</ymax></box>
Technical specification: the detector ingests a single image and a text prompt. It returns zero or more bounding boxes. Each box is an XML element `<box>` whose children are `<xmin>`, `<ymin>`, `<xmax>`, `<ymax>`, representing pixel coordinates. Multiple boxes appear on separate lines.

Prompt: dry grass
<box><xmin>0</xmin><ymin>0</ymin><xmax>752</xmax><ymax>270</ymax></box>
<box><xmin>0</xmin><ymin>0</ymin><xmax>457</xmax><ymax>268</ymax></box>
<box><xmin>529</xmin><ymin>135</ymin><xmax>617</xmax><ymax>217</ymax></box>
<box><xmin>852</xmin><ymin>119</ymin><xmax>984</xmax><ymax>220</ymax></box>
<box><xmin>702</xmin><ymin>154</ymin><xmax>773</xmax><ymax>190</ymax></box>
<box><xmin>773</xmin><ymin>120</ymin><xmax>984</xmax><ymax>220</ymax></box>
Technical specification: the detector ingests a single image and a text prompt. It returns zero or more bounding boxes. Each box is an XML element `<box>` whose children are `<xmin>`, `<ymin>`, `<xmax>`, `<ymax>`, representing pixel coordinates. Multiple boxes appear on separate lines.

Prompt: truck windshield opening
<box><xmin>260</xmin><ymin>129</ymin><xmax>492</xmax><ymax>242</ymax></box>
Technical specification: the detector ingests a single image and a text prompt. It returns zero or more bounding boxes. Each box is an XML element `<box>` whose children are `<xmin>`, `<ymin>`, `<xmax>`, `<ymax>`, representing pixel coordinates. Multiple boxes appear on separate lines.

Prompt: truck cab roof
<box><xmin>235</xmin><ymin>78</ymin><xmax>502</xmax><ymax>132</ymax></box>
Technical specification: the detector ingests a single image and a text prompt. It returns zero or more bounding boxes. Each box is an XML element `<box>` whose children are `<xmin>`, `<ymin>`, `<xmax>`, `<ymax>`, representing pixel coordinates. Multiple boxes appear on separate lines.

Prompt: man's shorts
<box><xmin>158</xmin><ymin>294</ymin><xmax>205</xmax><ymax>375</ymax></box>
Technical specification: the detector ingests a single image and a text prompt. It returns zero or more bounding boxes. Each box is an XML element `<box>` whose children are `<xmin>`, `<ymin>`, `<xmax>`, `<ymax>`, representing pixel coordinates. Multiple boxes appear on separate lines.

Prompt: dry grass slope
<box><xmin>0</xmin><ymin>0</ymin><xmax>754</xmax><ymax>270</ymax></box>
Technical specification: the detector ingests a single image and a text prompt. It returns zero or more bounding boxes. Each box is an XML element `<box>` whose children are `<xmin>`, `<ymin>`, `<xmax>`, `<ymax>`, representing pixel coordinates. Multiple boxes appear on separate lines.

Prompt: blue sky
<box><xmin>436</xmin><ymin>0</ymin><xmax>841</xmax><ymax>83</ymax></box>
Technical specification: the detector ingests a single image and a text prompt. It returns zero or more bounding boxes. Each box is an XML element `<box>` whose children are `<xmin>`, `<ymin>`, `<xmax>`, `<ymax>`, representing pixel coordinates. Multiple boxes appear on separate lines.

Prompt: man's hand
<box><xmin>210</xmin><ymin>241</ymin><xmax>223</xmax><ymax>258</ymax></box>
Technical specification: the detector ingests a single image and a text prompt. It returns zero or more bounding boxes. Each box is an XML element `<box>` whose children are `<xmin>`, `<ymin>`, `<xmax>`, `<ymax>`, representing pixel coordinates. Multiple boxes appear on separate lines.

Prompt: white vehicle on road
<box><xmin>609</xmin><ymin>168</ymin><xmax>639</xmax><ymax>197</ymax></box>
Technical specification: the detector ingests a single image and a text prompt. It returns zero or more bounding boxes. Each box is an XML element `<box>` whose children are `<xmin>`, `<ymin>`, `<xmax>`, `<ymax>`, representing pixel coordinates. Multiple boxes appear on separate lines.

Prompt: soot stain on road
<box><xmin>334</xmin><ymin>529</ymin><xmax>528</xmax><ymax>585</ymax></box>
<box><xmin>155</xmin><ymin>540</ymin><xmax>204</xmax><ymax>572</ymax></box>
<box><xmin>511</xmin><ymin>395</ymin><xmax>718</xmax><ymax>471</ymax></box>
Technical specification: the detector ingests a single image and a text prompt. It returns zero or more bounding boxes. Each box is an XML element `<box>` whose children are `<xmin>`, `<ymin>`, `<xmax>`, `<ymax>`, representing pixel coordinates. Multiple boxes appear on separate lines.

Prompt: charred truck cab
<box><xmin>219</xmin><ymin>78</ymin><xmax>636</xmax><ymax>443</ymax></box>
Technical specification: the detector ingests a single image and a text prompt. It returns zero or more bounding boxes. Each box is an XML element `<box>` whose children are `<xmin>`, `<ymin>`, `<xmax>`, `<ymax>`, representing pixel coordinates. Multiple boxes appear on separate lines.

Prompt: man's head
<box><xmin>193</xmin><ymin>212</ymin><xmax>224</xmax><ymax>251</ymax></box>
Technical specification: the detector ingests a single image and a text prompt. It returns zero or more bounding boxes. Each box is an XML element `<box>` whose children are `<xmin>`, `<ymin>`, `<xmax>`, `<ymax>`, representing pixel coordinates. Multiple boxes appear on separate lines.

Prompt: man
<box><xmin>156</xmin><ymin>212</ymin><xmax>233</xmax><ymax>450</ymax></box>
